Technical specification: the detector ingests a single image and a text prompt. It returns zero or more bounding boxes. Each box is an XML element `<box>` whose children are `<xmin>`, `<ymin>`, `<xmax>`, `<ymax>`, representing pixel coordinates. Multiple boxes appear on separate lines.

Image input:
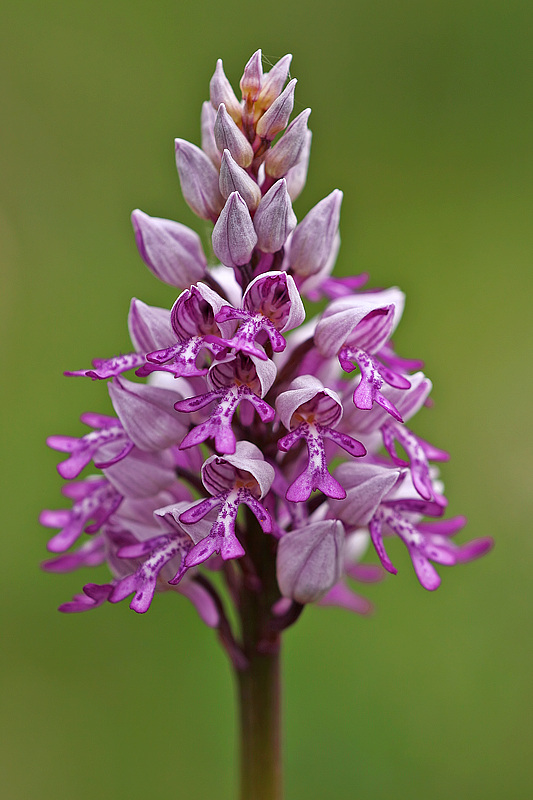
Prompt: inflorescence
<box><xmin>41</xmin><ymin>50</ymin><xmax>492</xmax><ymax>641</ymax></box>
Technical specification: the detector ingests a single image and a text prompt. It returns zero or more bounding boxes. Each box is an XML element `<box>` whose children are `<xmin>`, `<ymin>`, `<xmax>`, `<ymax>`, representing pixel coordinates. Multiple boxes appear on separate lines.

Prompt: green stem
<box><xmin>237</xmin><ymin>644</ymin><xmax>282</xmax><ymax>800</ymax></box>
<box><xmin>236</xmin><ymin>514</ymin><xmax>283</xmax><ymax>800</ymax></box>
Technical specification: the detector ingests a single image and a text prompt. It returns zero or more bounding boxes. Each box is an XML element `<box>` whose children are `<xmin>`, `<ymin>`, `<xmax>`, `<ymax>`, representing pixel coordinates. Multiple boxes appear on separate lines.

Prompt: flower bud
<box><xmin>240</xmin><ymin>49</ymin><xmax>263</xmax><ymax>102</ymax></box>
<box><xmin>264</xmin><ymin>108</ymin><xmax>311</xmax><ymax>179</ymax></box>
<box><xmin>219</xmin><ymin>150</ymin><xmax>261</xmax><ymax>210</ymax></box>
<box><xmin>175</xmin><ymin>139</ymin><xmax>224</xmax><ymax>221</ymax></box>
<box><xmin>286</xmin><ymin>130</ymin><xmax>312</xmax><ymax>201</ymax></box>
<box><xmin>256</xmin><ymin>79</ymin><xmax>297</xmax><ymax>140</ymax></box>
<box><xmin>253</xmin><ymin>179</ymin><xmax>296</xmax><ymax>253</ymax></box>
<box><xmin>214</xmin><ymin>104</ymin><xmax>254</xmax><ymax>168</ymax></box>
<box><xmin>257</xmin><ymin>54</ymin><xmax>292</xmax><ymax>109</ymax></box>
<box><xmin>212</xmin><ymin>191</ymin><xmax>258</xmax><ymax>268</ymax></box>
<box><xmin>131</xmin><ymin>209</ymin><xmax>207</xmax><ymax>288</ymax></box>
<box><xmin>288</xmin><ymin>189</ymin><xmax>342</xmax><ymax>276</ymax></box>
<box><xmin>200</xmin><ymin>101</ymin><xmax>220</xmax><ymax>167</ymax></box>
<box><xmin>297</xmin><ymin>230</ymin><xmax>339</xmax><ymax>298</ymax></box>
<box><xmin>128</xmin><ymin>298</ymin><xmax>174</xmax><ymax>353</ymax></box>
<box><xmin>209</xmin><ymin>58</ymin><xmax>242</xmax><ymax>124</ymax></box>
<box><xmin>277</xmin><ymin>520</ymin><xmax>344</xmax><ymax>603</ymax></box>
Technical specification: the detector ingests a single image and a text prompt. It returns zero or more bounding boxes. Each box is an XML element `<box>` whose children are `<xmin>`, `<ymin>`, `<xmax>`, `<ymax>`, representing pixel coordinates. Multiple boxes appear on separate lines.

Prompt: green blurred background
<box><xmin>1</xmin><ymin>0</ymin><xmax>532</xmax><ymax>797</ymax></box>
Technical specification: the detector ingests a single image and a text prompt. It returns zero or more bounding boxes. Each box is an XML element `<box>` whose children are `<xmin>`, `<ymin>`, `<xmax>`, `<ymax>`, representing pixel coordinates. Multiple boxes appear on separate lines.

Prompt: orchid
<box><xmin>41</xmin><ymin>49</ymin><xmax>493</xmax><ymax>800</ymax></box>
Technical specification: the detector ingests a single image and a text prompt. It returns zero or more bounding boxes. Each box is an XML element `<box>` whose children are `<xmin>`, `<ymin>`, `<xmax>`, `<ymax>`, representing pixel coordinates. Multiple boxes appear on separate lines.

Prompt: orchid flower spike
<box><xmin>43</xmin><ymin>49</ymin><xmax>492</xmax><ymax>688</ymax></box>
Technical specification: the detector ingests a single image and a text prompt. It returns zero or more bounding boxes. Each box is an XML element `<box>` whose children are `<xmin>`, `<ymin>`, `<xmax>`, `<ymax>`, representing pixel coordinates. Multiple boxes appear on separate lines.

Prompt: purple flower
<box><xmin>219</xmin><ymin>149</ymin><xmax>262</xmax><ymax>210</ymax></box>
<box><xmin>253</xmin><ymin>179</ymin><xmax>297</xmax><ymax>253</ymax></box>
<box><xmin>174</xmin><ymin>351</ymin><xmax>276</xmax><ymax>454</ymax></box>
<box><xmin>211</xmin><ymin>271</ymin><xmax>304</xmax><ymax>360</ymax></box>
<box><xmin>315</xmin><ymin>288</ymin><xmax>411</xmax><ymax>419</ymax></box>
<box><xmin>264</xmin><ymin>108</ymin><xmax>312</xmax><ymax>181</ymax></box>
<box><xmin>49</xmin><ymin>489</ymin><xmax>220</xmax><ymax>623</ymax></box>
<box><xmin>256</xmin><ymin>53</ymin><xmax>292</xmax><ymax>111</ymax></box>
<box><xmin>138</xmin><ymin>283</ymin><xmax>232</xmax><ymax>379</ymax></box>
<box><xmin>171</xmin><ymin>442</ymin><xmax>275</xmax><ymax>581</ymax></box>
<box><xmin>330</xmin><ymin>462</ymin><xmax>492</xmax><ymax>591</ymax></box>
<box><xmin>341</xmin><ymin>371</ymin><xmax>448</xmax><ymax>501</ymax></box>
<box><xmin>276</xmin><ymin>376</ymin><xmax>366</xmax><ymax>502</ymax></box>
<box><xmin>285</xmin><ymin>128</ymin><xmax>312</xmax><ymax>202</ymax></box>
<box><xmin>107</xmin><ymin>376</ymin><xmax>187</xmax><ymax>452</ymax></box>
<box><xmin>109</xmin><ymin>508</ymin><xmax>196</xmax><ymax>613</ymax></box>
<box><xmin>210</xmin><ymin>58</ymin><xmax>242</xmax><ymax>124</ymax></box>
<box><xmin>240</xmin><ymin>50</ymin><xmax>263</xmax><ymax>104</ymax></box>
<box><xmin>256</xmin><ymin>79</ymin><xmax>297</xmax><ymax>140</ymax></box>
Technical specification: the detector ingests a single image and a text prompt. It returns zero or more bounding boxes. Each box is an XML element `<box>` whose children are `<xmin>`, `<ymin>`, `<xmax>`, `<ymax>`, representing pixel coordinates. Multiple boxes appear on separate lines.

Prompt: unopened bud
<box><xmin>128</xmin><ymin>298</ymin><xmax>174</xmax><ymax>354</ymax></box>
<box><xmin>277</xmin><ymin>520</ymin><xmax>344</xmax><ymax>603</ymax></box>
<box><xmin>212</xmin><ymin>191</ymin><xmax>258</xmax><ymax>268</ymax></box>
<box><xmin>285</xmin><ymin>130</ymin><xmax>312</xmax><ymax>201</ymax></box>
<box><xmin>256</xmin><ymin>79</ymin><xmax>297</xmax><ymax>141</ymax></box>
<box><xmin>253</xmin><ymin>179</ymin><xmax>296</xmax><ymax>253</ymax></box>
<box><xmin>289</xmin><ymin>189</ymin><xmax>343</xmax><ymax>276</ymax></box>
<box><xmin>257</xmin><ymin>54</ymin><xmax>292</xmax><ymax>109</ymax></box>
<box><xmin>175</xmin><ymin>139</ymin><xmax>224</xmax><ymax>221</ymax></box>
<box><xmin>265</xmin><ymin>108</ymin><xmax>311</xmax><ymax>179</ymax></box>
<box><xmin>214</xmin><ymin>103</ymin><xmax>254</xmax><ymax>168</ymax></box>
<box><xmin>219</xmin><ymin>150</ymin><xmax>261</xmax><ymax>210</ymax></box>
<box><xmin>240</xmin><ymin>49</ymin><xmax>263</xmax><ymax>102</ymax></box>
<box><xmin>209</xmin><ymin>58</ymin><xmax>242</xmax><ymax>124</ymax></box>
<box><xmin>200</xmin><ymin>101</ymin><xmax>220</xmax><ymax>167</ymax></box>
<box><xmin>131</xmin><ymin>209</ymin><xmax>207</xmax><ymax>288</ymax></box>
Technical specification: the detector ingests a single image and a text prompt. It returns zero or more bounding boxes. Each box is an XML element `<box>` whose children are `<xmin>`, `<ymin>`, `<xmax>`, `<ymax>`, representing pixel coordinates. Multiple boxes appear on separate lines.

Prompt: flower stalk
<box><xmin>237</xmin><ymin>643</ymin><xmax>282</xmax><ymax>800</ymax></box>
<box><xmin>237</xmin><ymin>537</ymin><xmax>283</xmax><ymax>799</ymax></box>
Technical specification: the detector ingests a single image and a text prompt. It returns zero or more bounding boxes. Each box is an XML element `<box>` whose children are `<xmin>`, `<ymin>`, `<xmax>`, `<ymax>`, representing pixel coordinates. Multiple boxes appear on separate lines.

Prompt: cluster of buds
<box><xmin>42</xmin><ymin>51</ymin><xmax>492</xmax><ymax>644</ymax></box>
